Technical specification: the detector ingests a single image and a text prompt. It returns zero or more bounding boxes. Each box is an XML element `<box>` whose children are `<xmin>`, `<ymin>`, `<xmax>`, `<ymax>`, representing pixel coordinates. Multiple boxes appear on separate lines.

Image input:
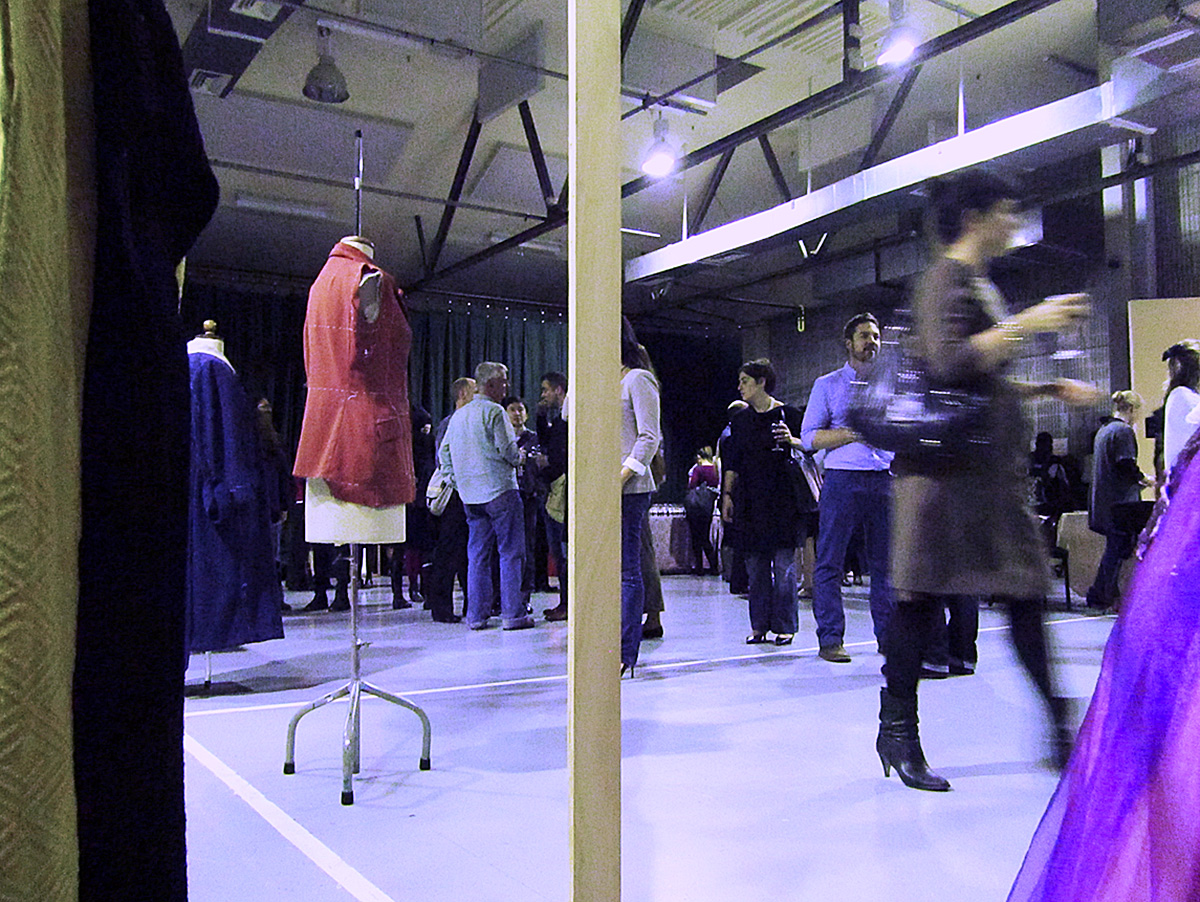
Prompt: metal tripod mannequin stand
<box><xmin>283</xmin><ymin>132</ymin><xmax>430</xmax><ymax>805</ymax></box>
<box><xmin>283</xmin><ymin>543</ymin><xmax>432</xmax><ymax>804</ymax></box>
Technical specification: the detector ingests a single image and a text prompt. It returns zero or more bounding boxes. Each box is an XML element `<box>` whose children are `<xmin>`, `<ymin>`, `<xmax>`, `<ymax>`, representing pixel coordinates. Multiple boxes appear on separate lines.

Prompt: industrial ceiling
<box><xmin>169</xmin><ymin>0</ymin><xmax>1200</xmax><ymax>328</ymax></box>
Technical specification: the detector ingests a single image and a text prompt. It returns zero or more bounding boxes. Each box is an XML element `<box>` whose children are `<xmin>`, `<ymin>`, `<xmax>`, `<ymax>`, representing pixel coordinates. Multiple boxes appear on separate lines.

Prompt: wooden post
<box><xmin>567</xmin><ymin>0</ymin><xmax>622</xmax><ymax>897</ymax></box>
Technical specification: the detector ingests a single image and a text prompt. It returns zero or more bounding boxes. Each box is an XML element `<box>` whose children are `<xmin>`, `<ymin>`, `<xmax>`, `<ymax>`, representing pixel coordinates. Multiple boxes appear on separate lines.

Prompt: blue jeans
<box><xmin>464</xmin><ymin>489</ymin><xmax>529</xmax><ymax>627</ymax></box>
<box><xmin>746</xmin><ymin>547</ymin><xmax>798</xmax><ymax>635</ymax></box>
<box><xmin>622</xmin><ymin>492</ymin><xmax>654</xmax><ymax>666</ymax></box>
<box><xmin>813</xmin><ymin>469</ymin><xmax>893</xmax><ymax>648</ymax></box>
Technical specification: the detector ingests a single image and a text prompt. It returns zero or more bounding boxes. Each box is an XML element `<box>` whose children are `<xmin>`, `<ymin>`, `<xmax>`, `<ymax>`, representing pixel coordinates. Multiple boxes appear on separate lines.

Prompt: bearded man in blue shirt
<box><xmin>800</xmin><ymin>313</ymin><xmax>894</xmax><ymax>662</ymax></box>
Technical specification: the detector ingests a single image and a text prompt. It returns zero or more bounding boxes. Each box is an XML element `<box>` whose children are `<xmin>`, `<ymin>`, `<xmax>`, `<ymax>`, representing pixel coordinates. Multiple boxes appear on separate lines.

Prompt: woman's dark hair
<box><xmin>843</xmin><ymin>312</ymin><xmax>879</xmax><ymax>342</ymax></box>
<box><xmin>1165</xmin><ymin>341</ymin><xmax>1200</xmax><ymax>395</ymax></box>
<box><xmin>739</xmin><ymin>358</ymin><xmax>776</xmax><ymax>394</ymax></box>
<box><xmin>928</xmin><ymin>169</ymin><xmax>1021</xmax><ymax>245</ymax></box>
<box><xmin>621</xmin><ymin>315</ymin><xmax>652</xmax><ymax>370</ymax></box>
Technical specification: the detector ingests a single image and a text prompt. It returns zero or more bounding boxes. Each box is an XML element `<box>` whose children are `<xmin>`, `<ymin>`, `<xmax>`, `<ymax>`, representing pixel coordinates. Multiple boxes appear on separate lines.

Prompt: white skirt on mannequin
<box><xmin>305</xmin><ymin>478</ymin><xmax>406</xmax><ymax>544</ymax></box>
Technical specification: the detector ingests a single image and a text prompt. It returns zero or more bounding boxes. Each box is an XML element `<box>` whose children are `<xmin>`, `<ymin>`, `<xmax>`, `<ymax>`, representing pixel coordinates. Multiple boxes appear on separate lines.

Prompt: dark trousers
<box><xmin>1087</xmin><ymin>531</ymin><xmax>1135</xmax><ymax>609</ymax></box>
<box><xmin>886</xmin><ymin>594</ymin><xmax>1054</xmax><ymax>706</ymax></box>
<box><xmin>426</xmin><ymin>493</ymin><xmax>469</xmax><ymax>618</ymax></box>
<box><xmin>544</xmin><ymin>514</ymin><xmax>567</xmax><ymax>607</ymax></box>
<box><xmin>641</xmin><ymin>508</ymin><xmax>663</xmax><ymax>615</ymax></box>
<box><xmin>925</xmin><ymin>595</ymin><xmax>980</xmax><ymax>668</ymax></box>
<box><xmin>746</xmin><ymin>547</ymin><xmax>798</xmax><ymax>635</ymax></box>
<box><xmin>685</xmin><ymin>506</ymin><xmax>718</xmax><ymax>572</ymax></box>
<box><xmin>519</xmin><ymin>491</ymin><xmax>541</xmax><ymax>594</ymax></box>
<box><xmin>311</xmin><ymin>543</ymin><xmax>349</xmax><ymax>590</ymax></box>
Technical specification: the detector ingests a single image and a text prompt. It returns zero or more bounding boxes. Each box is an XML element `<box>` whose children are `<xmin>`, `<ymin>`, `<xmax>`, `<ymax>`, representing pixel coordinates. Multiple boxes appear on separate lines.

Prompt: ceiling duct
<box><xmin>181</xmin><ymin>0</ymin><xmax>302</xmax><ymax>98</ymax></box>
<box><xmin>626</xmin><ymin>53</ymin><xmax>1200</xmax><ymax>284</ymax></box>
<box><xmin>623</xmin><ymin>31</ymin><xmax>718</xmax><ymax>110</ymax></box>
<box><xmin>360</xmin><ymin>0</ymin><xmax>482</xmax><ymax>50</ymax></box>
<box><xmin>1098</xmin><ymin>0</ymin><xmax>1200</xmax><ymax>46</ymax></box>
<box><xmin>478</xmin><ymin>24</ymin><xmax>546</xmax><ymax>123</ymax></box>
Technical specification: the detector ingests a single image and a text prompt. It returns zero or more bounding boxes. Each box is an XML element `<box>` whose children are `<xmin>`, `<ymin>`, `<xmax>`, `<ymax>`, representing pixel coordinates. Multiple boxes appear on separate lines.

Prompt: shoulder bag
<box><xmin>846</xmin><ymin>313</ymin><xmax>991</xmax><ymax>463</ymax></box>
<box><xmin>425</xmin><ymin>464</ymin><xmax>454</xmax><ymax>516</ymax></box>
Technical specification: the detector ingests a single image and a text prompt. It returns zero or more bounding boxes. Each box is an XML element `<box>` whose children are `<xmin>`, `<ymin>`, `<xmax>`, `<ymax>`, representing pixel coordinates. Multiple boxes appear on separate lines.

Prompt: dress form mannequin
<box><xmin>186</xmin><ymin>319</ymin><xmax>232</xmax><ymax>368</ymax></box>
<box><xmin>185</xmin><ymin>318</ymin><xmax>284</xmax><ymax>664</ymax></box>
<box><xmin>299</xmin><ymin>236</ymin><xmax>409</xmax><ymax>544</ymax></box>
<box><xmin>286</xmin><ymin>241</ymin><xmax>430</xmax><ymax>804</ymax></box>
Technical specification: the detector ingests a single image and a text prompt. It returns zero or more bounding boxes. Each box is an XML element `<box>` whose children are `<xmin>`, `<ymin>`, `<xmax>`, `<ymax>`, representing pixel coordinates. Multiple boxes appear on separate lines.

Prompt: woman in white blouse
<box><xmin>1162</xmin><ymin>341</ymin><xmax>1200</xmax><ymax>479</ymax></box>
<box><xmin>619</xmin><ymin>318</ymin><xmax>662</xmax><ymax>677</ymax></box>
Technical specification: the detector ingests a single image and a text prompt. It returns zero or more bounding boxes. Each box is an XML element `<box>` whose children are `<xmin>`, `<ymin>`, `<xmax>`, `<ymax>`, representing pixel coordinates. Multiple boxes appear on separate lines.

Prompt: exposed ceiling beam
<box><xmin>860</xmin><ymin>64</ymin><xmax>922</xmax><ymax>171</ymax></box>
<box><xmin>208</xmin><ymin>158</ymin><xmax>546</xmax><ymax>221</ymax></box>
<box><xmin>518</xmin><ymin>101</ymin><xmax>557</xmax><ymax>212</ymax></box>
<box><xmin>627</xmin><ymin>49</ymin><xmax>1194</xmax><ymax>283</ymax></box>
<box><xmin>692</xmin><ymin>149</ymin><xmax>735</xmax><ymax>233</ymax></box>
<box><xmin>621</xmin><ymin>2</ymin><xmax>843</xmax><ymax>121</ymax></box>
<box><xmin>842</xmin><ymin>0</ymin><xmax>862</xmax><ymax>83</ymax></box>
<box><xmin>620</xmin><ymin>0</ymin><xmax>648</xmax><ymax>61</ymax></box>
<box><xmin>408</xmin><ymin>213</ymin><xmax>567</xmax><ymax>290</ymax></box>
<box><xmin>428</xmin><ymin>114</ymin><xmax>483</xmax><ymax>273</ymax></box>
<box><xmin>414</xmin><ymin>215</ymin><xmax>429</xmax><ymax>272</ymax></box>
<box><xmin>638</xmin><ymin>146</ymin><xmax>1200</xmax><ymax>320</ymax></box>
<box><xmin>759</xmin><ymin>135</ymin><xmax>792</xmax><ymax>202</ymax></box>
<box><xmin>622</xmin><ymin>0</ymin><xmax>1067</xmax><ymax>198</ymax></box>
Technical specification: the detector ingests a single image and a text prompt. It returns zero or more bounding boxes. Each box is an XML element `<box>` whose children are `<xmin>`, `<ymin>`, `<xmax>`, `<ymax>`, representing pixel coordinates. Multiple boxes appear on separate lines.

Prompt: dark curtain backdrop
<box><xmin>409</xmin><ymin>309</ymin><xmax>567</xmax><ymax>423</ymax></box>
<box><xmin>180</xmin><ymin>281</ymin><xmax>567</xmax><ymax>458</ymax></box>
<box><xmin>639</xmin><ymin>329</ymin><xmax>744</xmax><ymax>504</ymax></box>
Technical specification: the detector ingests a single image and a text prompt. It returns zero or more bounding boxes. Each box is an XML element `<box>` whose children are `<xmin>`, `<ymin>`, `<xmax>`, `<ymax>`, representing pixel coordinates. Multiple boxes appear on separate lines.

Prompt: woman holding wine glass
<box><xmin>721</xmin><ymin>359</ymin><xmax>806</xmax><ymax>646</ymax></box>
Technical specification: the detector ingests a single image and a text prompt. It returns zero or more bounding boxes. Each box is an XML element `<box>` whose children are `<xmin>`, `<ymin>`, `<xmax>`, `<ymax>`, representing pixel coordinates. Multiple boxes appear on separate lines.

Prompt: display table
<box><xmin>1057</xmin><ymin>508</ymin><xmax>1146</xmax><ymax>604</ymax></box>
<box><xmin>646</xmin><ymin>504</ymin><xmax>698</xmax><ymax>574</ymax></box>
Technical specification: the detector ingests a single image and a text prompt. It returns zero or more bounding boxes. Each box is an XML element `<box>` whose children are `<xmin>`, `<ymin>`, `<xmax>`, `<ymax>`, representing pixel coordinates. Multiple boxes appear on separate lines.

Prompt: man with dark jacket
<box><xmin>1087</xmin><ymin>391</ymin><xmax>1149</xmax><ymax>611</ymax></box>
<box><xmin>537</xmin><ymin>371</ymin><xmax>569</xmax><ymax>620</ymax></box>
<box><xmin>423</xmin><ymin>377</ymin><xmax>475</xmax><ymax>622</ymax></box>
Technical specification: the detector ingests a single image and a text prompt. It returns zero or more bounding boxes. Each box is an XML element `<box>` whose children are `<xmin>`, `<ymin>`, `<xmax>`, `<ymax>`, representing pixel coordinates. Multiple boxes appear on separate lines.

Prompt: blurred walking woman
<box><xmin>620</xmin><ymin>318</ymin><xmax>662</xmax><ymax>676</ymax></box>
<box><xmin>880</xmin><ymin>170</ymin><xmax>1100</xmax><ymax>791</ymax></box>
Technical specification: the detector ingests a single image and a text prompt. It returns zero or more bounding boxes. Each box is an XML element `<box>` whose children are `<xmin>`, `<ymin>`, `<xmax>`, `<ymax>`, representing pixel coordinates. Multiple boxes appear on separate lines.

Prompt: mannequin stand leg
<box><xmin>283</xmin><ymin>543</ymin><xmax>433</xmax><ymax>804</ymax></box>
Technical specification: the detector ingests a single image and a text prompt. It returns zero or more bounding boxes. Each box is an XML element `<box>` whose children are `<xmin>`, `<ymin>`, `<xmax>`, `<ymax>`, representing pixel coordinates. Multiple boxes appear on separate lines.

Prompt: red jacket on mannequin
<box><xmin>293</xmin><ymin>240</ymin><xmax>416</xmax><ymax>507</ymax></box>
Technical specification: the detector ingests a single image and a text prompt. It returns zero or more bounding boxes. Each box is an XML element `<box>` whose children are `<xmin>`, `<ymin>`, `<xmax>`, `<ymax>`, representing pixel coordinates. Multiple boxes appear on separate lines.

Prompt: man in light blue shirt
<box><xmin>800</xmin><ymin>313</ymin><xmax>894</xmax><ymax>662</ymax></box>
<box><xmin>440</xmin><ymin>362</ymin><xmax>534</xmax><ymax>630</ymax></box>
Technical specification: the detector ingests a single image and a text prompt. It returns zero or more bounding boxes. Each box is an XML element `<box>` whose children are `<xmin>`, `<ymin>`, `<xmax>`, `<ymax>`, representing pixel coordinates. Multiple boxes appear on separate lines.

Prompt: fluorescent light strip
<box><xmin>233</xmin><ymin>194</ymin><xmax>335</xmax><ymax>221</ymax></box>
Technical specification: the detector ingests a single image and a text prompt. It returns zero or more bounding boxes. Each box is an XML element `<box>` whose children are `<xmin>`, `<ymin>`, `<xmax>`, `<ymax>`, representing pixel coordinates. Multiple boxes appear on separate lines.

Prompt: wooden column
<box><xmin>567</xmin><ymin>0</ymin><xmax>622</xmax><ymax>897</ymax></box>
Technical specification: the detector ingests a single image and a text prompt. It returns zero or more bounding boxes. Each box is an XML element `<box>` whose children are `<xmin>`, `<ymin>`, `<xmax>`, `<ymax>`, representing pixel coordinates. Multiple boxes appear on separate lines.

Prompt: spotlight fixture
<box><xmin>877</xmin><ymin>0</ymin><xmax>917</xmax><ymax>66</ymax></box>
<box><xmin>304</xmin><ymin>26</ymin><xmax>350</xmax><ymax>103</ymax></box>
<box><xmin>640</xmin><ymin>117</ymin><xmax>678</xmax><ymax>178</ymax></box>
<box><xmin>877</xmin><ymin>31</ymin><xmax>916</xmax><ymax>65</ymax></box>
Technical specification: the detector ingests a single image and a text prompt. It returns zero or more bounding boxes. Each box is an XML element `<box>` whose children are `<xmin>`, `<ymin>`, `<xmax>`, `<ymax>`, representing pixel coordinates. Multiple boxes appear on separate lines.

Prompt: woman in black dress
<box><xmin>721</xmin><ymin>359</ymin><xmax>805</xmax><ymax>645</ymax></box>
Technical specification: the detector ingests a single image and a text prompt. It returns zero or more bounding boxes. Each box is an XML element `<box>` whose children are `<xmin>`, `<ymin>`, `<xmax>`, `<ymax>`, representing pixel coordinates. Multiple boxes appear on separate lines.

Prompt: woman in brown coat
<box><xmin>878</xmin><ymin>170</ymin><xmax>1101</xmax><ymax>791</ymax></box>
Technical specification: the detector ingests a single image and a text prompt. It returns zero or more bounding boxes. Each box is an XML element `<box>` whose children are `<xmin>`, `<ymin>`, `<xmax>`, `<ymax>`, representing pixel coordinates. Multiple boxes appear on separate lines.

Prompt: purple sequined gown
<box><xmin>1008</xmin><ymin>434</ymin><xmax>1200</xmax><ymax>901</ymax></box>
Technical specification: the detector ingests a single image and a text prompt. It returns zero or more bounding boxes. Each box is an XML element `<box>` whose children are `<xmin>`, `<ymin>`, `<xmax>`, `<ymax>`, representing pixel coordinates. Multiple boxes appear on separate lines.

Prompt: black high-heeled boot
<box><xmin>876</xmin><ymin>689</ymin><xmax>951</xmax><ymax>792</ymax></box>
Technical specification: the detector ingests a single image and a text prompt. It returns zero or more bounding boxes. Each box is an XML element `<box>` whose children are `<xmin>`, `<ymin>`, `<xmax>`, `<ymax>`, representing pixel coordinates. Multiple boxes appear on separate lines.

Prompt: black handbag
<box><xmin>846</xmin><ymin>314</ymin><xmax>991</xmax><ymax>463</ymax></box>
<box><xmin>783</xmin><ymin>448</ymin><xmax>820</xmax><ymax>512</ymax></box>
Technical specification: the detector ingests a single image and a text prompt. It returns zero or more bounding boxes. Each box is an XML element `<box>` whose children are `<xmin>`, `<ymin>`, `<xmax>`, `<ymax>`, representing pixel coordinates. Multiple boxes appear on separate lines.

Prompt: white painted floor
<box><xmin>183</xmin><ymin>576</ymin><xmax>1114</xmax><ymax>901</ymax></box>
